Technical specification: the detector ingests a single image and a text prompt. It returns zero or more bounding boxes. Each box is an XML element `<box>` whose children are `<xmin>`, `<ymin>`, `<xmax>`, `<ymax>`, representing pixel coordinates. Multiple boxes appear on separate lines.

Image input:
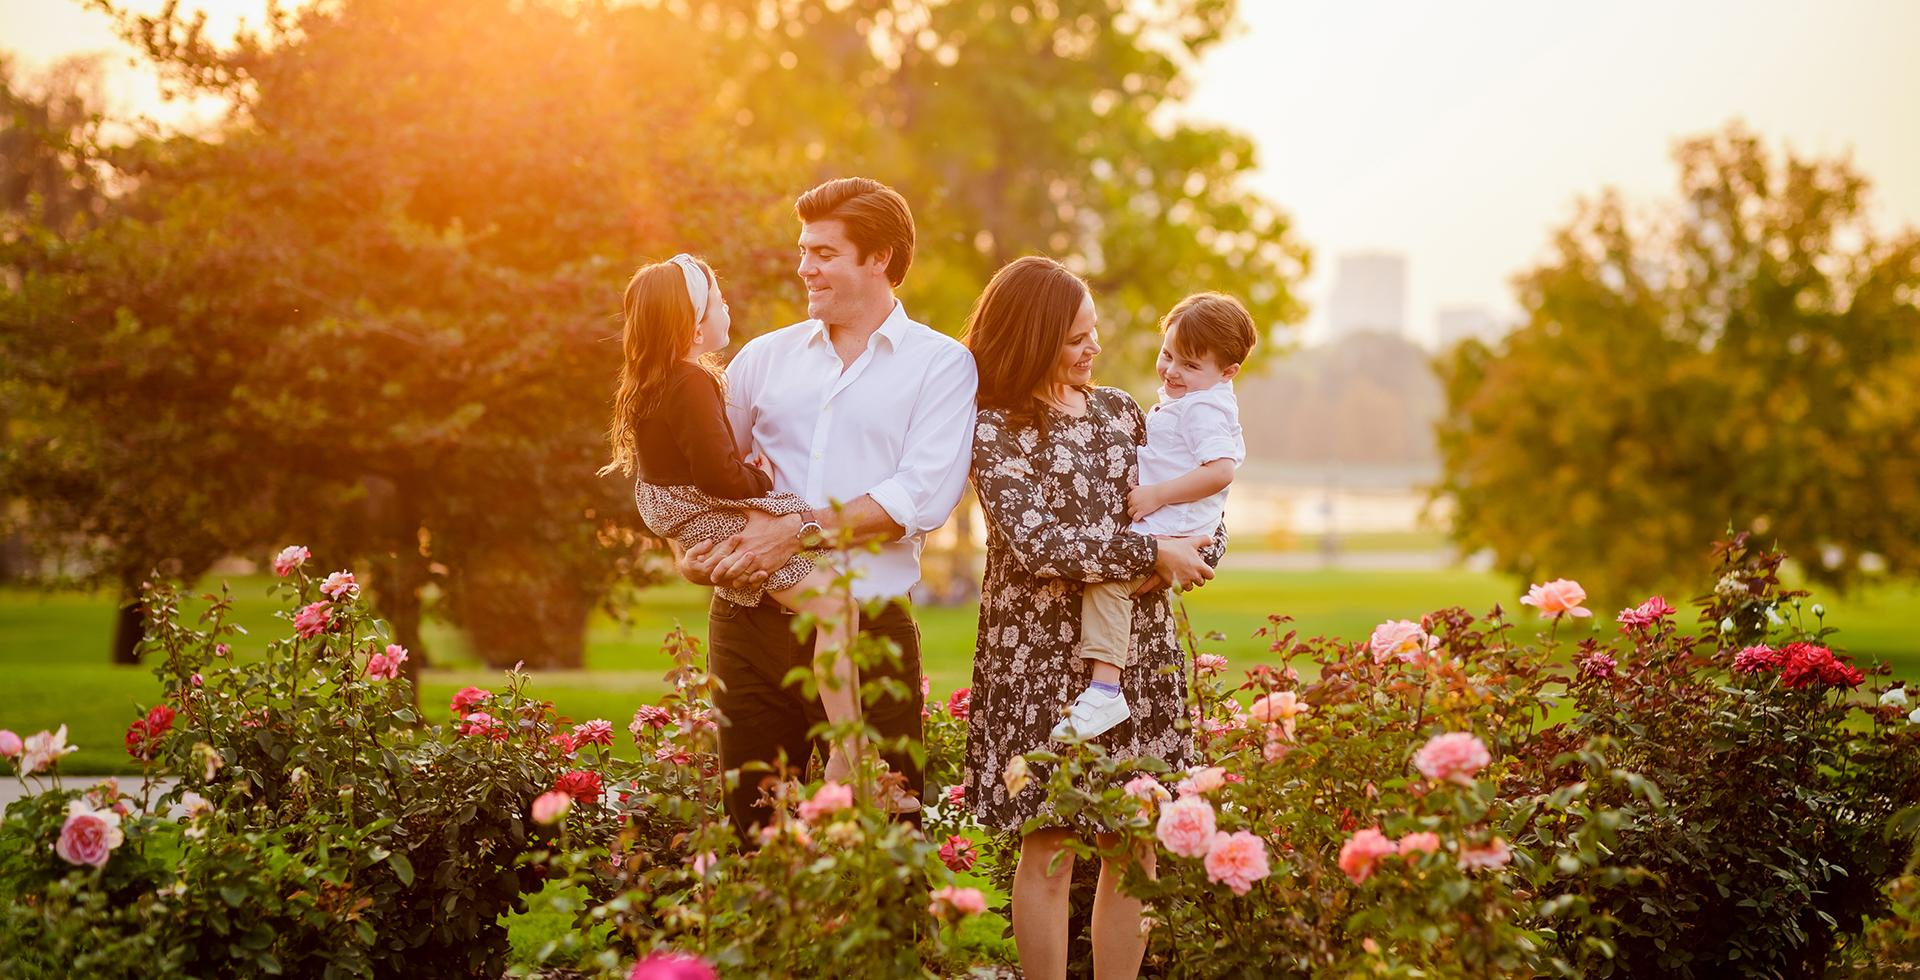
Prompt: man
<box><xmin>681</xmin><ymin>177</ymin><xmax>977</xmax><ymax>834</ymax></box>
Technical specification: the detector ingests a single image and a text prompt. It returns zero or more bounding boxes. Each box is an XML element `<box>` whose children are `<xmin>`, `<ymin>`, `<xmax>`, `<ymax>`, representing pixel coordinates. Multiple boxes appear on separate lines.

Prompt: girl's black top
<box><xmin>633</xmin><ymin>361</ymin><xmax>773</xmax><ymax>500</ymax></box>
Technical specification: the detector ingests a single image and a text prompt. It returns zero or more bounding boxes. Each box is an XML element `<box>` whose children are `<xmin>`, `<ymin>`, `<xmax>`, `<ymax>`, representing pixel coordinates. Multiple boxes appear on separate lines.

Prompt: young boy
<box><xmin>1052</xmin><ymin>292</ymin><xmax>1254</xmax><ymax>740</ymax></box>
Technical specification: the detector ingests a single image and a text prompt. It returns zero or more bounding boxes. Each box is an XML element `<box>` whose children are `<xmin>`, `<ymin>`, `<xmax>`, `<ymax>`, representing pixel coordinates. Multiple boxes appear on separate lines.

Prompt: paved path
<box><xmin>2</xmin><ymin>775</ymin><xmax>181</xmax><ymax>816</ymax></box>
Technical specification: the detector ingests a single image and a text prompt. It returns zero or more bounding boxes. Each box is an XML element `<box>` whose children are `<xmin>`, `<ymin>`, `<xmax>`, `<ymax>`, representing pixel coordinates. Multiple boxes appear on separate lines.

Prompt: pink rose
<box><xmin>1338</xmin><ymin>827</ymin><xmax>1396</xmax><ymax>883</ymax></box>
<box><xmin>1521</xmin><ymin>579</ymin><xmax>1592</xmax><ymax>618</ymax></box>
<box><xmin>946</xmin><ymin>687</ymin><xmax>972</xmax><ymax>720</ymax></box>
<box><xmin>939</xmin><ymin>834</ymin><xmax>978</xmax><ymax>872</ymax></box>
<box><xmin>1194</xmin><ymin>653</ymin><xmax>1228</xmax><ymax>675</ymax></box>
<box><xmin>1202</xmin><ymin>831</ymin><xmax>1271</xmax><ymax>895</ymax></box>
<box><xmin>55</xmin><ymin>800</ymin><xmax>125</xmax><ymax>868</ymax></box>
<box><xmin>629</xmin><ymin>705</ymin><xmax>672</xmax><ymax>738</ymax></box>
<box><xmin>457</xmin><ymin>711</ymin><xmax>503</xmax><ymax>739</ymax></box>
<box><xmin>946</xmin><ymin>784</ymin><xmax>966</xmax><ymax>807</ymax></box>
<box><xmin>366</xmin><ymin>644</ymin><xmax>408</xmax><ymax>681</ymax></box>
<box><xmin>572</xmin><ymin>720</ymin><xmax>614</xmax><ymax>747</ymax></box>
<box><xmin>1123</xmin><ymin>774</ymin><xmax>1171</xmax><ymax>808</ymax></box>
<box><xmin>654</xmin><ymin>745</ymin><xmax>693</xmax><ymax>766</ymax></box>
<box><xmin>292</xmin><ymin>601</ymin><xmax>332</xmax><ymax>639</ymax></box>
<box><xmin>1577</xmin><ymin>651</ymin><xmax>1616</xmax><ymax>680</ymax></box>
<box><xmin>319</xmin><ymin>571</ymin><xmax>359</xmax><ymax>601</ymax></box>
<box><xmin>531</xmin><ymin>790</ymin><xmax>572</xmax><ymax>824</ymax></box>
<box><xmin>450</xmin><ymin>686</ymin><xmax>491</xmax><ymax>716</ymax></box>
<box><xmin>1733</xmin><ymin>644</ymin><xmax>1780</xmax><ymax>673</ymax></box>
<box><xmin>271</xmin><ymin>545</ymin><xmax>309</xmax><ymax>577</ymax></box>
<box><xmin>628</xmin><ymin>952</ymin><xmax>718</xmax><ymax>980</ymax></box>
<box><xmin>1397</xmin><ymin>831</ymin><xmax>1441</xmax><ymax>856</ymax></box>
<box><xmin>1459</xmin><ymin>837</ymin><xmax>1513</xmax><ymax>870</ymax></box>
<box><xmin>548</xmin><ymin>732</ymin><xmax>578</xmax><ymax>757</ymax></box>
<box><xmin>1154</xmin><ymin>795</ymin><xmax>1218</xmax><ymax>858</ymax></box>
<box><xmin>1413</xmin><ymin>732</ymin><xmax>1492</xmax><ymax>786</ymax></box>
<box><xmin>689</xmin><ymin>852</ymin><xmax>718</xmax><ymax>876</ymax></box>
<box><xmin>928</xmin><ymin>885</ymin><xmax>988</xmax><ymax>921</ymax></box>
<box><xmin>798</xmin><ymin>781</ymin><xmax>854</xmax><ymax>823</ymax></box>
<box><xmin>1368</xmin><ymin>620</ymin><xmax>1436</xmax><ymax>664</ymax></box>
<box><xmin>0</xmin><ymin>729</ymin><xmax>19</xmax><ymax>759</ymax></box>
<box><xmin>1616</xmin><ymin>594</ymin><xmax>1676</xmax><ymax>631</ymax></box>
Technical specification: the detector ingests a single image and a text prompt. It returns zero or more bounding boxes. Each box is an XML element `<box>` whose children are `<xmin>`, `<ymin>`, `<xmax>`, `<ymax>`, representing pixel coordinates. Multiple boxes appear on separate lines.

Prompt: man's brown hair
<box><xmin>1162</xmin><ymin>292</ymin><xmax>1258</xmax><ymax>367</ymax></box>
<box><xmin>794</xmin><ymin>177</ymin><xmax>916</xmax><ymax>286</ymax></box>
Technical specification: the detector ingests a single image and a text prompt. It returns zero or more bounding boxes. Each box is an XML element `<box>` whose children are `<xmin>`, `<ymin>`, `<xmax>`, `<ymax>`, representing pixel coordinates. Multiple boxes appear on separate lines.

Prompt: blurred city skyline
<box><xmin>8</xmin><ymin>0</ymin><xmax>1920</xmax><ymax>348</ymax></box>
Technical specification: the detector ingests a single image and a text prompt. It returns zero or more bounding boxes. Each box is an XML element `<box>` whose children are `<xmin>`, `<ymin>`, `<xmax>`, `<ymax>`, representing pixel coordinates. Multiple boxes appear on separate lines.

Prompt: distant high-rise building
<box><xmin>1435</xmin><ymin>305</ymin><xmax>1501</xmax><ymax>348</ymax></box>
<box><xmin>1326</xmin><ymin>252</ymin><xmax>1408</xmax><ymax>341</ymax></box>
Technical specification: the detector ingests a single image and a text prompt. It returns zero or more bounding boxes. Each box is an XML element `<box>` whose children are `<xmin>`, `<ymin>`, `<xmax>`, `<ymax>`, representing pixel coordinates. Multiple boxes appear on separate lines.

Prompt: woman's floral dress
<box><xmin>962</xmin><ymin>386</ymin><xmax>1224</xmax><ymax>832</ymax></box>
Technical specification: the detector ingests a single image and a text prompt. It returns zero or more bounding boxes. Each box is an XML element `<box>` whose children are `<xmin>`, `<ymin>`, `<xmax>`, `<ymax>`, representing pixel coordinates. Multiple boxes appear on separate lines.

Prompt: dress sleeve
<box><xmin>669</xmin><ymin>369</ymin><xmax>774</xmax><ymax>500</ymax></box>
<box><xmin>970</xmin><ymin>410</ymin><xmax>1157</xmax><ymax>583</ymax></box>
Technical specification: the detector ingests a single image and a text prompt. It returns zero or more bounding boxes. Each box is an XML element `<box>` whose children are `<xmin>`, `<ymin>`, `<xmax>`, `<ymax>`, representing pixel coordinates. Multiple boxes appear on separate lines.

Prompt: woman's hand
<box><xmin>1127</xmin><ymin>483</ymin><xmax>1165</xmax><ymax>522</ymax></box>
<box><xmin>1153</xmin><ymin>535</ymin><xmax>1215</xmax><ymax>592</ymax></box>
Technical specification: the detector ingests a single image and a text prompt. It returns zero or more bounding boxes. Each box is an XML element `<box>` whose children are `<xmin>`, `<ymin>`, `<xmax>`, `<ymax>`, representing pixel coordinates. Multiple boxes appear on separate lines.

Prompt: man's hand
<box><xmin>676</xmin><ymin>540</ymin><xmax>720</xmax><ymax>587</ymax></box>
<box><xmin>1130</xmin><ymin>573</ymin><xmax>1167</xmax><ymax>597</ymax></box>
<box><xmin>710</xmin><ymin>511</ymin><xmax>804</xmax><ymax>589</ymax></box>
<box><xmin>1127</xmin><ymin>483</ymin><xmax>1165</xmax><ymax>523</ymax></box>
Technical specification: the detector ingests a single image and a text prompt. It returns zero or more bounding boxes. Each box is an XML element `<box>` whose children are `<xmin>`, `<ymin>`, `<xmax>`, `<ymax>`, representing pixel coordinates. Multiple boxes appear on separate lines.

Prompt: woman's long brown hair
<box><xmin>960</xmin><ymin>256</ymin><xmax>1090</xmax><ymax>434</ymax></box>
<box><xmin>598</xmin><ymin>257</ymin><xmax>714</xmax><ymax>478</ymax></box>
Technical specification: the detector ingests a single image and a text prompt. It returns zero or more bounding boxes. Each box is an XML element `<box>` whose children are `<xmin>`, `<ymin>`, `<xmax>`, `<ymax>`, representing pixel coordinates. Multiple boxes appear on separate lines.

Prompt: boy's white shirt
<box><xmin>1129</xmin><ymin>380</ymin><xmax>1244</xmax><ymax>538</ymax></box>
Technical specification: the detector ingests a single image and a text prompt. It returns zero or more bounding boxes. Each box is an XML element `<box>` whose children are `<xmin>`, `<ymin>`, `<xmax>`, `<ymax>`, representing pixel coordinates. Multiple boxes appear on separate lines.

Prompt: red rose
<box><xmin>554</xmin><ymin>769</ymin><xmax>604</xmax><ymax>805</ymax></box>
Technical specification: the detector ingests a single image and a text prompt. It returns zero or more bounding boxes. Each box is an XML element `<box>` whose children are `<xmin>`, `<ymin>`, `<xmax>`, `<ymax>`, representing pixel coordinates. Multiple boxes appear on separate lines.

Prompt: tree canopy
<box><xmin>0</xmin><ymin>0</ymin><xmax>1305</xmax><ymax>665</ymax></box>
<box><xmin>1436</xmin><ymin>124</ymin><xmax>1920</xmax><ymax>600</ymax></box>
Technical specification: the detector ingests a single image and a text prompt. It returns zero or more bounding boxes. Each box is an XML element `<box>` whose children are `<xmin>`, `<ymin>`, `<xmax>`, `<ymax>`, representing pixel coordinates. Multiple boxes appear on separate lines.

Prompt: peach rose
<box><xmin>1397</xmin><ymin>831</ymin><xmax>1441</xmax><ymax>857</ymax></box>
<box><xmin>1368</xmin><ymin>620</ymin><xmax>1436</xmax><ymax>664</ymax></box>
<box><xmin>1520</xmin><ymin>578</ymin><xmax>1592</xmax><ymax>618</ymax></box>
<box><xmin>1249</xmin><ymin>691</ymin><xmax>1309</xmax><ymax>741</ymax></box>
<box><xmin>1459</xmin><ymin>837</ymin><xmax>1513</xmax><ymax>871</ymax></box>
<box><xmin>531</xmin><ymin>790</ymin><xmax>572</xmax><ymax>825</ymax></box>
<box><xmin>798</xmin><ymin>781</ymin><xmax>854</xmax><ymax>823</ymax></box>
<box><xmin>1338</xmin><ymin>827</ymin><xmax>1396</xmax><ymax>883</ymax></box>
<box><xmin>55</xmin><ymin>800</ymin><xmax>125</xmax><ymax>868</ymax></box>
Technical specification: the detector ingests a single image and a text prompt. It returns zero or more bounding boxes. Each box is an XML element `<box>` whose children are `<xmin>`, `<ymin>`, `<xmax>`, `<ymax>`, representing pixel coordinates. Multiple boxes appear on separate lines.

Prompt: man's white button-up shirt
<box><xmin>725</xmin><ymin>301</ymin><xmax>979</xmax><ymax>601</ymax></box>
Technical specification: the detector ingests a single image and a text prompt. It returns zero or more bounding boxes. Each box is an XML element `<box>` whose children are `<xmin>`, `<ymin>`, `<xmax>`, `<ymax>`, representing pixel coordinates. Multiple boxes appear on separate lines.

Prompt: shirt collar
<box><xmin>1155</xmin><ymin>378</ymin><xmax>1235</xmax><ymax>407</ymax></box>
<box><xmin>804</xmin><ymin>300</ymin><xmax>910</xmax><ymax>350</ymax></box>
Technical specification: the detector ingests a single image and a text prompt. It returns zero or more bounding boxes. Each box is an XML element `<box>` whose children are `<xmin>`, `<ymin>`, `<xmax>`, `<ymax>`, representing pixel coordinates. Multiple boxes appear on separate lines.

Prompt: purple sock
<box><xmin>1089</xmin><ymin>680</ymin><xmax>1121</xmax><ymax>696</ymax></box>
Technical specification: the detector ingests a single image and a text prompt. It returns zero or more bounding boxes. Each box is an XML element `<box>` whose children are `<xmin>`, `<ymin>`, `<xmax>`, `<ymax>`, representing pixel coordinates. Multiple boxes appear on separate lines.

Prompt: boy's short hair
<box><xmin>794</xmin><ymin>177</ymin><xmax>916</xmax><ymax>286</ymax></box>
<box><xmin>1162</xmin><ymin>292</ymin><xmax>1258</xmax><ymax>366</ymax></box>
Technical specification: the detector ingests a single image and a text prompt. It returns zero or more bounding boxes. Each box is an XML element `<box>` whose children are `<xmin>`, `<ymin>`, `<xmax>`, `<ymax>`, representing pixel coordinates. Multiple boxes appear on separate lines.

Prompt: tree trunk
<box><xmin>111</xmin><ymin>582</ymin><xmax>144</xmax><ymax>665</ymax></box>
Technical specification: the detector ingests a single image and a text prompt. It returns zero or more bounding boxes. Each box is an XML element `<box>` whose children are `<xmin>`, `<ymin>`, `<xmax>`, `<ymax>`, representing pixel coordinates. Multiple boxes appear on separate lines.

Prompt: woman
<box><xmin>959</xmin><ymin>256</ymin><xmax>1221</xmax><ymax>979</ymax></box>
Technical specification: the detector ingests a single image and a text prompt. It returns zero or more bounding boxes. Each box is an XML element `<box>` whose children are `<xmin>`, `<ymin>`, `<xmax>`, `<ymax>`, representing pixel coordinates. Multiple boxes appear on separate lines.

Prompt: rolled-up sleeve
<box><xmin>864</xmin><ymin>344</ymin><xmax>979</xmax><ymax>539</ymax></box>
<box><xmin>1186</xmin><ymin>398</ymin><xmax>1245</xmax><ymax>467</ymax></box>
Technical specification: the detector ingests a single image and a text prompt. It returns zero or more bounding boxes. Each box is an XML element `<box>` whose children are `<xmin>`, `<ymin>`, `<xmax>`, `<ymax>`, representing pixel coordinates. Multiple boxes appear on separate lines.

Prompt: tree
<box><xmin>1436</xmin><ymin>124</ymin><xmax>1920</xmax><ymax>600</ymax></box>
<box><xmin>1</xmin><ymin>0</ymin><xmax>1306</xmax><ymax>662</ymax></box>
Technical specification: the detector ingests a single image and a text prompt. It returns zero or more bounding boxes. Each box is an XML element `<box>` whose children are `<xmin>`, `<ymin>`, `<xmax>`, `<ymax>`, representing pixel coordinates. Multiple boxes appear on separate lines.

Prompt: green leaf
<box><xmin>388</xmin><ymin>852</ymin><xmax>415</xmax><ymax>885</ymax></box>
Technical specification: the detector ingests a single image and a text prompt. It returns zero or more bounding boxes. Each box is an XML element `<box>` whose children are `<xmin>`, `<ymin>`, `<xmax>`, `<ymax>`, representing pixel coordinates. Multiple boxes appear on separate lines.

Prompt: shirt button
<box><xmin>813</xmin><ymin>452</ymin><xmax>823</xmax><ymax>460</ymax></box>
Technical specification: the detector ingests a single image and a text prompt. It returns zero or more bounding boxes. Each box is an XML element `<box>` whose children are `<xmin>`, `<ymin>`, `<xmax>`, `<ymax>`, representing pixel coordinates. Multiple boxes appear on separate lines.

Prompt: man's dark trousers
<box><xmin>708</xmin><ymin>595</ymin><xmax>925</xmax><ymax>837</ymax></box>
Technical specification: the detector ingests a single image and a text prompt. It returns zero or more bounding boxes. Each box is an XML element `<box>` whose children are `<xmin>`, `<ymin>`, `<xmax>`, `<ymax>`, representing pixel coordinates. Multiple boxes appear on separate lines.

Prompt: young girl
<box><xmin>599</xmin><ymin>253</ymin><xmax>913</xmax><ymax>811</ymax></box>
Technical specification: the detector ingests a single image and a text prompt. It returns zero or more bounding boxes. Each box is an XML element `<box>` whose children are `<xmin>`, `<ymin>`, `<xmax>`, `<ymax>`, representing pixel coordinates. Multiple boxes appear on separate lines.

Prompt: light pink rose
<box><xmin>1177</xmin><ymin>766</ymin><xmax>1228</xmax><ymax>797</ymax></box>
<box><xmin>629</xmin><ymin>705</ymin><xmax>672</xmax><ymax>739</ymax></box>
<box><xmin>1194</xmin><ymin>653</ymin><xmax>1228</xmax><ymax>675</ymax></box>
<box><xmin>531</xmin><ymin>790</ymin><xmax>572</xmax><ymax>824</ymax></box>
<box><xmin>1459</xmin><ymin>837</ymin><xmax>1513</xmax><ymax>870</ymax></box>
<box><xmin>0</xmin><ymin>729</ymin><xmax>20</xmax><ymax>758</ymax></box>
<box><xmin>1520</xmin><ymin>579</ymin><xmax>1592</xmax><ymax>618</ymax></box>
<box><xmin>1369</xmin><ymin>620</ymin><xmax>1436</xmax><ymax>664</ymax></box>
<box><xmin>1154</xmin><ymin>795</ymin><xmax>1218</xmax><ymax>858</ymax></box>
<box><xmin>320</xmin><ymin>571</ymin><xmax>359</xmax><ymax>601</ymax></box>
<box><xmin>690</xmin><ymin>851</ymin><xmax>718</xmax><ymax>876</ymax></box>
<box><xmin>1123</xmin><ymin>774</ymin><xmax>1171</xmax><ymax>808</ymax></box>
<box><xmin>1397</xmin><ymin>831</ymin><xmax>1441</xmax><ymax>856</ymax></box>
<box><xmin>946</xmin><ymin>784</ymin><xmax>966</xmax><ymax>807</ymax></box>
<box><xmin>798</xmin><ymin>781</ymin><xmax>854</xmax><ymax>823</ymax></box>
<box><xmin>55</xmin><ymin>799</ymin><xmax>125</xmax><ymax>868</ymax></box>
<box><xmin>1203</xmin><ymin>831</ymin><xmax>1271</xmax><ymax>895</ymax></box>
<box><xmin>572</xmin><ymin>719</ymin><xmax>615</xmax><ymax>747</ymax></box>
<box><xmin>292</xmin><ymin>601</ymin><xmax>332</xmax><ymax>639</ymax></box>
<box><xmin>628</xmin><ymin>952</ymin><xmax>718</xmax><ymax>980</ymax></box>
<box><xmin>271</xmin><ymin>545</ymin><xmax>309</xmax><ymax>577</ymax></box>
<box><xmin>928</xmin><ymin>885</ymin><xmax>988</xmax><ymax>921</ymax></box>
<box><xmin>20</xmin><ymin>725</ymin><xmax>76</xmax><ymax>775</ymax></box>
<box><xmin>1413</xmin><ymin>732</ymin><xmax>1492</xmax><ymax>786</ymax></box>
<box><xmin>1338</xmin><ymin>827</ymin><xmax>1396</xmax><ymax>883</ymax></box>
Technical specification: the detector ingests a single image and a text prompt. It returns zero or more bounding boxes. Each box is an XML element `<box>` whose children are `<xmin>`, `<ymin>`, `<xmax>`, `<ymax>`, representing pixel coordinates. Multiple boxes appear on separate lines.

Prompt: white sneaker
<box><xmin>1051</xmin><ymin>688</ymin><xmax>1131</xmax><ymax>740</ymax></box>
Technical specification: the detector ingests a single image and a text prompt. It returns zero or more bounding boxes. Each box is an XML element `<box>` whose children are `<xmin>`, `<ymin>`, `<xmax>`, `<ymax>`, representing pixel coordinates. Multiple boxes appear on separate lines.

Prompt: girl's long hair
<box><xmin>599</xmin><ymin>257</ymin><xmax>715</xmax><ymax>478</ymax></box>
<box><xmin>961</xmin><ymin>256</ymin><xmax>1090</xmax><ymax>435</ymax></box>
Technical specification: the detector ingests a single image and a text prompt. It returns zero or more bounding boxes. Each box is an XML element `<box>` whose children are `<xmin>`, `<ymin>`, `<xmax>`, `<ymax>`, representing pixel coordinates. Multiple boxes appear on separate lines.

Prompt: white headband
<box><xmin>666</xmin><ymin>253</ymin><xmax>711</xmax><ymax>325</ymax></box>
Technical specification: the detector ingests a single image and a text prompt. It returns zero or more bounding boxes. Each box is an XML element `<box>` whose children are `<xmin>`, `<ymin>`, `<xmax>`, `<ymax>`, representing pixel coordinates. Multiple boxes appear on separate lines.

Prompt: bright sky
<box><xmin>8</xmin><ymin>0</ymin><xmax>1920</xmax><ymax>347</ymax></box>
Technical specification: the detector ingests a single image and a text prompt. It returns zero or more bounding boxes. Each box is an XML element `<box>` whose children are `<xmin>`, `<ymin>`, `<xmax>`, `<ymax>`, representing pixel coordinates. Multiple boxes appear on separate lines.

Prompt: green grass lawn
<box><xmin>6</xmin><ymin>562</ymin><xmax>1918</xmax><ymax>774</ymax></box>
